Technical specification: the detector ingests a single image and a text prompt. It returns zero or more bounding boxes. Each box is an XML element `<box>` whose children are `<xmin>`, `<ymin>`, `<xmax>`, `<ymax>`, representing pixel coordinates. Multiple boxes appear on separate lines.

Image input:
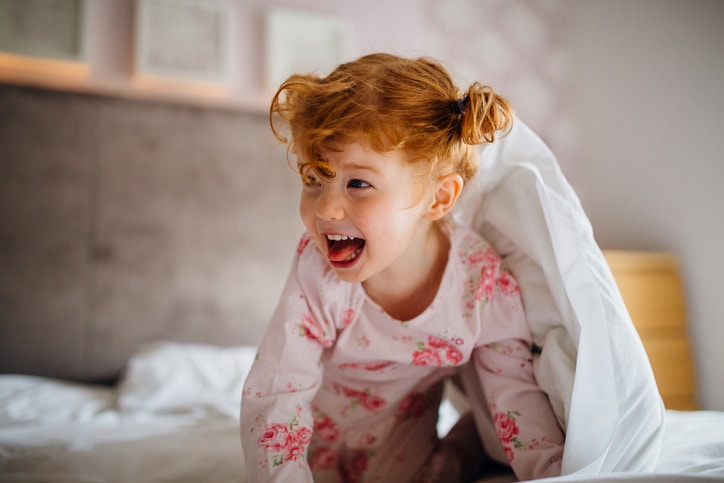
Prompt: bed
<box><xmin>1</xmin><ymin>342</ymin><xmax>723</xmax><ymax>482</ymax></box>
<box><xmin>2</xmin><ymin>118</ymin><xmax>724</xmax><ymax>482</ymax></box>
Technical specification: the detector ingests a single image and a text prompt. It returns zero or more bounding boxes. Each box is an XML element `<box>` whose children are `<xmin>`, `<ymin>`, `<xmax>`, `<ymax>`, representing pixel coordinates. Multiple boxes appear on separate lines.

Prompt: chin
<box><xmin>331</xmin><ymin>269</ymin><xmax>365</xmax><ymax>284</ymax></box>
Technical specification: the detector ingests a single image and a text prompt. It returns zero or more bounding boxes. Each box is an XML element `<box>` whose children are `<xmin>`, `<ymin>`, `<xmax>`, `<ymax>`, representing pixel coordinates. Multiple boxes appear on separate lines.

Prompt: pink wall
<box><xmin>1</xmin><ymin>0</ymin><xmax>577</xmax><ymax>176</ymax></box>
<box><xmin>3</xmin><ymin>0</ymin><xmax>722</xmax><ymax>409</ymax></box>
<box><xmin>569</xmin><ymin>0</ymin><xmax>724</xmax><ymax>411</ymax></box>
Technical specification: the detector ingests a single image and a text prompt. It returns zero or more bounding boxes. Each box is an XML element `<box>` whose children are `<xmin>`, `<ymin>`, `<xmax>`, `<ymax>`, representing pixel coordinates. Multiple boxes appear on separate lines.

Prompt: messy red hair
<box><xmin>270</xmin><ymin>53</ymin><xmax>513</xmax><ymax>184</ymax></box>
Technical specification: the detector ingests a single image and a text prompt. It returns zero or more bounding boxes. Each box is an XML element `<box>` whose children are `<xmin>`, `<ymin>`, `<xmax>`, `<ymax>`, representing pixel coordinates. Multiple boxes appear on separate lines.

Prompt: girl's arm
<box><xmin>241</xmin><ymin>239</ymin><xmax>334</xmax><ymax>482</ymax></box>
<box><xmin>473</xmin><ymin>259</ymin><xmax>565</xmax><ymax>480</ymax></box>
<box><xmin>474</xmin><ymin>338</ymin><xmax>565</xmax><ymax>479</ymax></box>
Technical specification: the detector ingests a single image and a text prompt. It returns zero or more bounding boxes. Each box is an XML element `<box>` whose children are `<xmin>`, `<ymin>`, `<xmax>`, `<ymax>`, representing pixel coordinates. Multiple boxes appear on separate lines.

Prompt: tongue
<box><xmin>328</xmin><ymin>238</ymin><xmax>364</xmax><ymax>262</ymax></box>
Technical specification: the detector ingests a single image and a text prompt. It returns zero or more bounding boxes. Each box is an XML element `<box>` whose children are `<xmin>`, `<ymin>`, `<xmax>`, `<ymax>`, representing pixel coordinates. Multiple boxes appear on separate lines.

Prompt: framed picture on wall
<box><xmin>0</xmin><ymin>0</ymin><xmax>86</xmax><ymax>62</ymax></box>
<box><xmin>134</xmin><ymin>0</ymin><xmax>230</xmax><ymax>84</ymax></box>
<box><xmin>265</xmin><ymin>8</ymin><xmax>350</xmax><ymax>91</ymax></box>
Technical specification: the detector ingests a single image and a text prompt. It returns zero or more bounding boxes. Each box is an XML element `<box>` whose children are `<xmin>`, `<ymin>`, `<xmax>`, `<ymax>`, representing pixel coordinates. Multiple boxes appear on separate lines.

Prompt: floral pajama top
<box><xmin>241</xmin><ymin>225</ymin><xmax>564</xmax><ymax>482</ymax></box>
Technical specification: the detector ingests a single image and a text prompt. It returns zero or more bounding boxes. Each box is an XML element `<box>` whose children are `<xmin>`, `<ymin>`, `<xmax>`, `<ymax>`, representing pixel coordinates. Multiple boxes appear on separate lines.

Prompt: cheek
<box><xmin>299</xmin><ymin>197</ymin><xmax>326</xmax><ymax>249</ymax></box>
<box><xmin>299</xmin><ymin>196</ymin><xmax>314</xmax><ymax>227</ymax></box>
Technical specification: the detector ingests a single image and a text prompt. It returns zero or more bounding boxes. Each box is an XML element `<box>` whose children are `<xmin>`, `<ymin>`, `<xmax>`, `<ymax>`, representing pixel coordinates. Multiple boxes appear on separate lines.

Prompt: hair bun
<box><xmin>460</xmin><ymin>83</ymin><xmax>514</xmax><ymax>144</ymax></box>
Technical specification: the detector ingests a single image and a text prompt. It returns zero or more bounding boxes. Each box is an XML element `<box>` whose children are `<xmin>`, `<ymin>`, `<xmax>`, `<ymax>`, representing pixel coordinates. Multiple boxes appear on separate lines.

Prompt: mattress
<box><xmin>1</xmin><ymin>342</ymin><xmax>723</xmax><ymax>482</ymax></box>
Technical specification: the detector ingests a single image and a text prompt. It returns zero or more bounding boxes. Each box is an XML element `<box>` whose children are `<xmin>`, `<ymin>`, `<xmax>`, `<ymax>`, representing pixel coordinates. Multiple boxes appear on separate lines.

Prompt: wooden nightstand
<box><xmin>603</xmin><ymin>250</ymin><xmax>698</xmax><ymax>410</ymax></box>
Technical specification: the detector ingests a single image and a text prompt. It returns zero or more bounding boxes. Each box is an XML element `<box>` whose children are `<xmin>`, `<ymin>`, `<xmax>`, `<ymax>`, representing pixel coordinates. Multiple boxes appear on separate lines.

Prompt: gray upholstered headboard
<box><xmin>0</xmin><ymin>84</ymin><xmax>303</xmax><ymax>382</ymax></box>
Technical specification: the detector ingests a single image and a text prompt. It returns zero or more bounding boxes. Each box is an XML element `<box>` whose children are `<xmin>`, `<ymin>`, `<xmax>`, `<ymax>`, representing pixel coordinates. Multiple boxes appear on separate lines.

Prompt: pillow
<box><xmin>117</xmin><ymin>341</ymin><xmax>257</xmax><ymax>419</ymax></box>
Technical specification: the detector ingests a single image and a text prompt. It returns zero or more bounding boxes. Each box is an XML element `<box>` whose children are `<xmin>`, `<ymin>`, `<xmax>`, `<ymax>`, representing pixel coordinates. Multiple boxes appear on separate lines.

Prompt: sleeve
<box><xmin>473</xmin><ymin>259</ymin><xmax>565</xmax><ymax>480</ymax></box>
<box><xmin>241</xmin><ymin>235</ymin><xmax>336</xmax><ymax>482</ymax></box>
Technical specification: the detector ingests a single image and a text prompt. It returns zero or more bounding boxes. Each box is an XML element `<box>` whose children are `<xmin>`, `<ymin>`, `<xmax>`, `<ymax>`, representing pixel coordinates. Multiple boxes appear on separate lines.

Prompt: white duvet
<box><xmin>1</xmin><ymin>342</ymin><xmax>723</xmax><ymax>482</ymax></box>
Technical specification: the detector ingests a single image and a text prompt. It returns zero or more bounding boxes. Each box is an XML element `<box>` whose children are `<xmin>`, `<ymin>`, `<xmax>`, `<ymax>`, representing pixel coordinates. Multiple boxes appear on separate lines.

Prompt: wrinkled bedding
<box><xmin>1</xmin><ymin>342</ymin><xmax>723</xmax><ymax>482</ymax></box>
<box><xmin>0</xmin><ymin>342</ymin><xmax>255</xmax><ymax>483</ymax></box>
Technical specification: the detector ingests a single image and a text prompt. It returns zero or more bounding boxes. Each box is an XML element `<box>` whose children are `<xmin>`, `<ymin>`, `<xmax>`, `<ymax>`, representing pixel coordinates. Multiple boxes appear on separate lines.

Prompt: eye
<box><xmin>347</xmin><ymin>179</ymin><xmax>371</xmax><ymax>189</ymax></box>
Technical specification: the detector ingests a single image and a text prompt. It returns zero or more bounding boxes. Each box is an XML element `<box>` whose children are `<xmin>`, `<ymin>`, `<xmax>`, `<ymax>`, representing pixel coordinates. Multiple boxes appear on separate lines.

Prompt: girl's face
<box><xmin>299</xmin><ymin>141</ymin><xmax>437</xmax><ymax>286</ymax></box>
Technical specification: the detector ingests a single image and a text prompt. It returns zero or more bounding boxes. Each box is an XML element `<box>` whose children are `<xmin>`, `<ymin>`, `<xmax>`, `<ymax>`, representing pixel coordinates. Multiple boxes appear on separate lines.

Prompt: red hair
<box><xmin>270</xmin><ymin>53</ymin><xmax>513</xmax><ymax>184</ymax></box>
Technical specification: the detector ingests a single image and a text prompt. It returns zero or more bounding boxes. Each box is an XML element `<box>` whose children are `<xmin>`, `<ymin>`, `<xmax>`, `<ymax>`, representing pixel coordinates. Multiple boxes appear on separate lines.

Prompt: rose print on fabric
<box><xmin>309</xmin><ymin>446</ymin><xmax>339</xmax><ymax>471</ymax></box>
<box><xmin>492</xmin><ymin>407</ymin><xmax>552</xmax><ymax>463</ymax></box>
<box><xmin>298</xmin><ymin>313</ymin><xmax>333</xmax><ymax>348</ymax></box>
<box><xmin>467</xmin><ymin>245</ymin><xmax>500</xmax><ymax>266</ymax></box>
<box><xmin>242</xmin><ymin>386</ymin><xmax>262</xmax><ymax>399</ymax></box>
<box><xmin>411</xmin><ymin>347</ymin><xmax>442</xmax><ymax>366</ymax></box>
<box><xmin>472</xmin><ymin>247</ymin><xmax>519</xmax><ymax>302</ymax></box>
<box><xmin>313</xmin><ymin>409</ymin><xmax>340</xmax><ymax>443</ymax></box>
<box><xmin>460</xmin><ymin>239</ymin><xmax>520</xmax><ymax>314</ymax></box>
<box><xmin>296</xmin><ymin>234</ymin><xmax>312</xmax><ymax>254</ymax></box>
<box><xmin>411</xmin><ymin>335</ymin><xmax>464</xmax><ymax>367</ymax></box>
<box><xmin>257</xmin><ymin>415</ymin><xmax>312</xmax><ymax>467</ymax></box>
<box><xmin>496</xmin><ymin>272</ymin><xmax>518</xmax><ymax>296</ymax></box>
<box><xmin>356</xmin><ymin>335</ymin><xmax>371</xmax><ymax>347</ymax></box>
<box><xmin>477</xmin><ymin>270</ymin><xmax>519</xmax><ymax>301</ymax></box>
<box><xmin>344</xmin><ymin>450</ymin><xmax>370</xmax><ymax>483</ymax></box>
<box><xmin>342</xmin><ymin>308</ymin><xmax>356</xmax><ymax>327</ymax></box>
<box><xmin>397</xmin><ymin>392</ymin><xmax>433</xmax><ymax>420</ymax></box>
<box><xmin>332</xmin><ymin>382</ymin><xmax>387</xmax><ymax>416</ymax></box>
<box><xmin>494</xmin><ymin>411</ymin><xmax>520</xmax><ymax>444</ymax></box>
<box><xmin>486</xmin><ymin>342</ymin><xmax>534</xmax><ymax>372</ymax></box>
<box><xmin>493</xmin><ymin>410</ymin><xmax>520</xmax><ymax>463</ymax></box>
<box><xmin>338</xmin><ymin>361</ymin><xmax>393</xmax><ymax>371</ymax></box>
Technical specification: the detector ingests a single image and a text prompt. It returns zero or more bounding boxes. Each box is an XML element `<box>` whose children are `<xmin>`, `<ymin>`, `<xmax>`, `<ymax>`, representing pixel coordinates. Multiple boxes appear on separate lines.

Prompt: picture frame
<box><xmin>0</xmin><ymin>0</ymin><xmax>87</xmax><ymax>62</ymax></box>
<box><xmin>134</xmin><ymin>0</ymin><xmax>230</xmax><ymax>84</ymax></box>
<box><xmin>265</xmin><ymin>8</ymin><xmax>350</xmax><ymax>91</ymax></box>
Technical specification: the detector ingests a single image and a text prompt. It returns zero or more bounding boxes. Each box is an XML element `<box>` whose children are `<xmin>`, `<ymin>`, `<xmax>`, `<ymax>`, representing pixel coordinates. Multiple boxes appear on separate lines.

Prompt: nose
<box><xmin>316</xmin><ymin>186</ymin><xmax>345</xmax><ymax>221</ymax></box>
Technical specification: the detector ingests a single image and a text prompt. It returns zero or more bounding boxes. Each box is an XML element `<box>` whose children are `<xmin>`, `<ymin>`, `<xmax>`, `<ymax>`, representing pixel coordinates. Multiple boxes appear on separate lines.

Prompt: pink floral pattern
<box><xmin>471</xmin><ymin>247</ymin><xmax>520</xmax><ymax>302</ymax></box>
<box><xmin>344</xmin><ymin>451</ymin><xmax>370</xmax><ymax>483</ymax></box>
<box><xmin>309</xmin><ymin>446</ymin><xmax>338</xmax><ymax>471</ymax></box>
<box><xmin>338</xmin><ymin>360</ymin><xmax>393</xmax><ymax>371</ymax></box>
<box><xmin>411</xmin><ymin>335</ymin><xmax>464</xmax><ymax>367</ymax></box>
<box><xmin>492</xmin><ymin>407</ymin><xmax>553</xmax><ymax>464</ymax></box>
<box><xmin>257</xmin><ymin>415</ymin><xmax>312</xmax><ymax>467</ymax></box>
<box><xmin>485</xmin><ymin>342</ymin><xmax>534</xmax><ymax>373</ymax></box>
<box><xmin>494</xmin><ymin>411</ymin><xmax>520</xmax><ymax>444</ymax></box>
<box><xmin>342</xmin><ymin>309</ymin><xmax>356</xmax><ymax>326</ymax></box>
<box><xmin>397</xmin><ymin>392</ymin><xmax>431</xmax><ymax>420</ymax></box>
<box><xmin>298</xmin><ymin>313</ymin><xmax>333</xmax><ymax>348</ymax></box>
<box><xmin>458</xmin><ymin>237</ymin><xmax>521</xmax><ymax>316</ymax></box>
<box><xmin>467</xmin><ymin>245</ymin><xmax>500</xmax><ymax>266</ymax></box>
<box><xmin>493</xmin><ymin>410</ymin><xmax>521</xmax><ymax>463</ymax></box>
<box><xmin>296</xmin><ymin>234</ymin><xmax>312</xmax><ymax>254</ymax></box>
<box><xmin>332</xmin><ymin>382</ymin><xmax>387</xmax><ymax>415</ymax></box>
<box><xmin>241</xmin><ymin>228</ymin><xmax>564</xmax><ymax>480</ymax></box>
<box><xmin>313</xmin><ymin>410</ymin><xmax>340</xmax><ymax>443</ymax></box>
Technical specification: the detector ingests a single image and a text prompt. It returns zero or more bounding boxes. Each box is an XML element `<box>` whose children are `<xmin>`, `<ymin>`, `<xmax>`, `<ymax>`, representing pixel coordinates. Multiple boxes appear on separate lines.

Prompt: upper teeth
<box><xmin>327</xmin><ymin>234</ymin><xmax>354</xmax><ymax>241</ymax></box>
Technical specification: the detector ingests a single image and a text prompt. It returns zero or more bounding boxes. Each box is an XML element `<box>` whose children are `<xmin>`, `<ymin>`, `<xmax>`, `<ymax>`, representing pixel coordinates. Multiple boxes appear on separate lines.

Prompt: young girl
<box><xmin>241</xmin><ymin>53</ymin><xmax>564</xmax><ymax>482</ymax></box>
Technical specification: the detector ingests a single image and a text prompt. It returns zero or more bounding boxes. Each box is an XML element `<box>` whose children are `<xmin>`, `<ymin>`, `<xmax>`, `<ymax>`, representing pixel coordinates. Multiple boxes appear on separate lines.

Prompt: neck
<box><xmin>362</xmin><ymin>222</ymin><xmax>450</xmax><ymax>321</ymax></box>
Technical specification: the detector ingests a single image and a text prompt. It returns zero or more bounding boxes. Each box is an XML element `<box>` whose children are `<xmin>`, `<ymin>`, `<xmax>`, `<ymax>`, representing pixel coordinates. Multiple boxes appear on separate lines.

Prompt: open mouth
<box><xmin>326</xmin><ymin>234</ymin><xmax>365</xmax><ymax>267</ymax></box>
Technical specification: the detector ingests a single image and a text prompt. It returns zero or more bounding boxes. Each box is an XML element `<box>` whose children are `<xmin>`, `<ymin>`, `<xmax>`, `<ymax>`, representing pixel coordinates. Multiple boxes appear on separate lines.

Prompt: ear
<box><xmin>425</xmin><ymin>173</ymin><xmax>464</xmax><ymax>221</ymax></box>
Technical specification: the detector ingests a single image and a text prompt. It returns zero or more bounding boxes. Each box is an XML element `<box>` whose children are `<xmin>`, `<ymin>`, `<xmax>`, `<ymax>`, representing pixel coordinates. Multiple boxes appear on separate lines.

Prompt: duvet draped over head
<box><xmin>452</xmin><ymin>118</ymin><xmax>665</xmax><ymax>474</ymax></box>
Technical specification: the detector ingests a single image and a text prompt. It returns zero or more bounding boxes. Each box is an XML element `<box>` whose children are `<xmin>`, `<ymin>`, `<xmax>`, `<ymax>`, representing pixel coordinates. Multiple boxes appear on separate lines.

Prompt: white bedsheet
<box><xmin>1</xmin><ymin>342</ymin><xmax>723</xmax><ymax>482</ymax></box>
<box><xmin>0</xmin><ymin>415</ymin><xmax>243</xmax><ymax>482</ymax></box>
<box><xmin>0</xmin><ymin>342</ymin><xmax>255</xmax><ymax>483</ymax></box>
